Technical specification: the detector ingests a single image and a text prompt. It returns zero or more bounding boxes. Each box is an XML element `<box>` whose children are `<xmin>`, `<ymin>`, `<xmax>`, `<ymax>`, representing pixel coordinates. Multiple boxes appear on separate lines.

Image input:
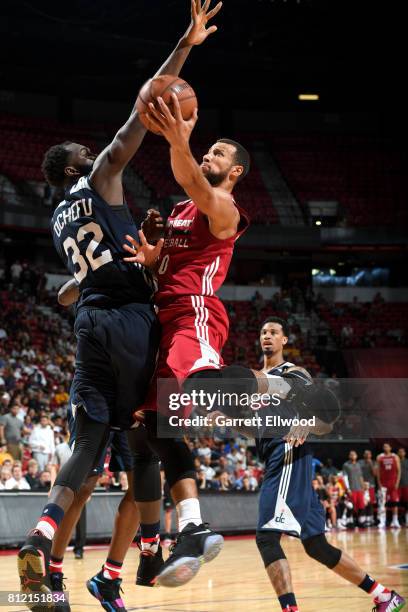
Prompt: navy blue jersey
<box><xmin>51</xmin><ymin>175</ymin><xmax>154</xmax><ymax>310</ymax></box>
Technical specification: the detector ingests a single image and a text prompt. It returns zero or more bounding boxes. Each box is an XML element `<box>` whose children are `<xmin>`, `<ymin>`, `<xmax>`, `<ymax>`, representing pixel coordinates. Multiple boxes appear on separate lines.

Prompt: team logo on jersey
<box><xmin>274</xmin><ymin>511</ymin><xmax>286</xmax><ymax>524</ymax></box>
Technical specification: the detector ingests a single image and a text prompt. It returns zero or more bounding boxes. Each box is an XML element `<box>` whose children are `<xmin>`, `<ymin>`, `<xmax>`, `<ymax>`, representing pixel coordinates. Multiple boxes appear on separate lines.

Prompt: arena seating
<box><xmin>270</xmin><ymin>135</ymin><xmax>407</xmax><ymax>226</ymax></box>
<box><xmin>0</xmin><ymin>114</ymin><xmax>278</xmax><ymax>223</ymax></box>
<box><xmin>222</xmin><ymin>300</ymin><xmax>320</xmax><ymax>373</ymax></box>
<box><xmin>317</xmin><ymin>301</ymin><xmax>408</xmax><ymax>347</ymax></box>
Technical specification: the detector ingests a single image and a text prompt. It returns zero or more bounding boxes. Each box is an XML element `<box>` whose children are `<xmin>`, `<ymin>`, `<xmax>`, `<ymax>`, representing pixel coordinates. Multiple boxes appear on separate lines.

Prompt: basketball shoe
<box><xmin>372</xmin><ymin>591</ymin><xmax>406</xmax><ymax>611</ymax></box>
<box><xmin>49</xmin><ymin>572</ymin><xmax>70</xmax><ymax>612</ymax></box>
<box><xmin>136</xmin><ymin>545</ymin><xmax>164</xmax><ymax>586</ymax></box>
<box><xmin>86</xmin><ymin>569</ymin><xmax>126</xmax><ymax>611</ymax></box>
<box><xmin>17</xmin><ymin>530</ymin><xmax>53</xmax><ymax>611</ymax></box>
<box><xmin>156</xmin><ymin>522</ymin><xmax>223</xmax><ymax>587</ymax></box>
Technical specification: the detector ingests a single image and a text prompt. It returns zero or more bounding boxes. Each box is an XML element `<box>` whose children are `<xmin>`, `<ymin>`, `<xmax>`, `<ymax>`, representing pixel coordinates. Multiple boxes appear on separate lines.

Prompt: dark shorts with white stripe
<box><xmin>68</xmin><ymin>401</ymin><xmax>133</xmax><ymax>475</ymax></box>
<box><xmin>257</xmin><ymin>441</ymin><xmax>325</xmax><ymax>540</ymax></box>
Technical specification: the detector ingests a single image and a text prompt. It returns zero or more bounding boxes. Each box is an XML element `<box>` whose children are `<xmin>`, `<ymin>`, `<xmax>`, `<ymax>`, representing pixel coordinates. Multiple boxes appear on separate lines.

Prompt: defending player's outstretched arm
<box><xmin>89</xmin><ymin>0</ymin><xmax>222</xmax><ymax>205</ymax></box>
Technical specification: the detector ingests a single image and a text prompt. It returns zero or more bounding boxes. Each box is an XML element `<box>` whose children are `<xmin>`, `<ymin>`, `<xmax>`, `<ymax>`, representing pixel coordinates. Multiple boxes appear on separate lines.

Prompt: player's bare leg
<box><xmin>51</xmin><ymin>476</ymin><xmax>98</xmax><ymax>560</ymax></box>
<box><xmin>266</xmin><ymin>560</ymin><xmax>298</xmax><ymax>612</ymax></box>
<box><xmin>87</xmin><ymin>472</ymin><xmax>141</xmax><ymax>611</ymax></box>
<box><xmin>48</xmin><ymin>475</ymin><xmax>98</xmax><ymax>610</ymax></box>
<box><xmin>302</xmin><ymin>537</ymin><xmax>406</xmax><ymax>611</ymax></box>
<box><xmin>17</xmin><ymin>411</ymin><xmax>111</xmax><ymax>610</ymax></box>
<box><xmin>107</xmin><ymin>473</ymin><xmax>140</xmax><ymax>563</ymax></box>
<box><xmin>256</xmin><ymin>531</ymin><xmax>299</xmax><ymax>611</ymax></box>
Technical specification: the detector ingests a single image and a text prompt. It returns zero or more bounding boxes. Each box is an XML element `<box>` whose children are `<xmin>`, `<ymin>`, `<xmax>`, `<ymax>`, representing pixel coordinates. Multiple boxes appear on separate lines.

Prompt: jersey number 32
<box><xmin>63</xmin><ymin>222</ymin><xmax>113</xmax><ymax>283</ymax></box>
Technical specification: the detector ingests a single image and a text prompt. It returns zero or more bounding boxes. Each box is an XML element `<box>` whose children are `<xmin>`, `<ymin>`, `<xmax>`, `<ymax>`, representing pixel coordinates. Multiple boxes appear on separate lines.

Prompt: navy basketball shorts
<box><xmin>257</xmin><ymin>442</ymin><xmax>325</xmax><ymax>539</ymax></box>
<box><xmin>68</xmin><ymin>404</ymin><xmax>133</xmax><ymax>476</ymax></box>
<box><xmin>71</xmin><ymin>303</ymin><xmax>160</xmax><ymax>430</ymax></box>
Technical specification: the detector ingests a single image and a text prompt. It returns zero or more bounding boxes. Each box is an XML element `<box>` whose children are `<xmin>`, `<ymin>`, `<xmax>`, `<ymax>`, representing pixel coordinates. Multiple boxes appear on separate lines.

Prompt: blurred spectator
<box><xmin>25</xmin><ymin>459</ymin><xmax>40</xmax><ymax>490</ymax></box>
<box><xmin>214</xmin><ymin>471</ymin><xmax>233</xmax><ymax>491</ymax></box>
<box><xmin>196</xmin><ymin>468</ymin><xmax>209</xmax><ymax>490</ymax></box>
<box><xmin>341</xmin><ymin>324</ymin><xmax>354</xmax><ymax>346</ymax></box>
<box><xmin>226</xmin><ymin>446</ymin><xmax>244</xmax><ymax>468</ymax></box>
<box><xmin>342</xmin><ymin>450</ymin><xmax>365</xmax><ymax>527</ymax></box>
<box><xmin>196</xmin><ymin>439</ymin><xmax>212</xmax><ymax>460</ymax></box>
<box><xmin>0</xmin><ymin>442</ymin><xmax>13</xmax><ymax>466</ymax></box>
<box><xmin>36</xmin><ymin>470</ymin><xmax>52</xmax><ymax>492</ymax></box>
<box><xmin>0</xmin><ymin>402</ymin><xmax>27</xmax><ymax>460</ymax></box>
<box><xmin>29</xmin><ymin>413</ymin><xmax>55</xmax><ymax>471</ymax></box>
<box><xmin>53</xmin><ymin>384</ymin><xmax>69</xmax><ymax>407</ymax></box>
<box><xmin>201</xmin><ymin>455</ymin><xmax>216</xmax><ymax>481</ymax></box>
<box><xmin>10</xmin><ymin>261</ymin><xmax>22</xmax><ymax>285</ymax></box>
<box><xmin>358</xmin><ymin>450</ymin><xmax>377</xmax><ymax>508</ymax></box>
<box><xmin>320</xmin><ymin>458</ymin><xmax>338</xmax><ymax>481</ymax></box>
<box><xmin>0</xmin><ymin>465</ymin><xmax>12</xmax><ymax>489</ymax></box>
<box><xmin>235</xmin><ymin>469</ymin><xmax>258</xmax><ymax>491</ymax></box>
<box><xmin>5</xmin><ymin>463</ymin><xmax>30</xmax><ymax>490</ymax></box>
<box><xmin>215</xmin><ymin>455</ymin><xmax>235</xmax><ymax>476</ymax></box>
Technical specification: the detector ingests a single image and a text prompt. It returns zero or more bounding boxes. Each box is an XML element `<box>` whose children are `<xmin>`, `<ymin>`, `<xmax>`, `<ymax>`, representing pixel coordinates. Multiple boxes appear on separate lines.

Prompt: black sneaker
<box><xmin>86</xmin><ymin>568</ymin><xmax>127</xmax><ymax>611</ymax></box>
<box><xmin>73</xmin><ymin>548</ymin><xmax>83</xmax><ymax>559</ymax></box>
<box><xmin>49</xmin><ymin>572</ymin><xmax>70</xmax><ymax>612</ymax></box>
<box><xmin>156</xmin><ymin>522</ymin><xmax>224</xmax><ymax>588</ymax></box>
<box><xmin>136</xmin><ymin>545</ymin><xmax>164</xmax><ymax>586</ymax></box>
<box><xmin>17</xmin><ymin>530</ymin><xmax>53</xmax><ymax>611</ymax></box>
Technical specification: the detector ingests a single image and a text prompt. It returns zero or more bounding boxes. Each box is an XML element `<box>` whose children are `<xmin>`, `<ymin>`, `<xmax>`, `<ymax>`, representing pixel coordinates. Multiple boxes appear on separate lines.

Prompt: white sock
<box><xmin>141</xmin><ymin>535</ymin><xmax>160</xmax><ymax>555</ymax></box>
<box><xmin>371</xmin><ymin>583</ymin><xmax>391</xmax><ymax>602</ymax></box>
<box><xmin>177</xmin><ymin>498</ymin><xmax>202</xmax><ymax>532</ymax></box>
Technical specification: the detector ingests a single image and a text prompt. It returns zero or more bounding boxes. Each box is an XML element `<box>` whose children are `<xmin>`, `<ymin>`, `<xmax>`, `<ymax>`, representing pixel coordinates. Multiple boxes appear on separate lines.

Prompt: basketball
<box><xmin>136</xmin><ymin>74</ymin><xmax>197</xmax><ymax>134</ymax></box>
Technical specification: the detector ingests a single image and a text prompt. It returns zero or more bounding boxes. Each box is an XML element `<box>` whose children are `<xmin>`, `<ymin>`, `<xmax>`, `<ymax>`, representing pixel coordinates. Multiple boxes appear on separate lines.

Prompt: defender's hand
<box><xmin>123</xmin><ymin>230</ymin><xmax>164</xmax><ymax>268</ymax></box>
<box><xmin>185</xmin><ymin>0</ymin><xmax>223</xmax><ymax>46</ymax></box>
<box><xmin>284</xmin><ymin>423</ymin><xmax>311</xmax><ymax>447</ymax></box>
<box><xmin>147</xmin><ymin>93</ymin><xmax>198</xmax><ymax>144</ymax></box>
<box><xmin>141</xmin><ymin>208</ymin><xmax>165</xmax><ymax>242</ymax></box>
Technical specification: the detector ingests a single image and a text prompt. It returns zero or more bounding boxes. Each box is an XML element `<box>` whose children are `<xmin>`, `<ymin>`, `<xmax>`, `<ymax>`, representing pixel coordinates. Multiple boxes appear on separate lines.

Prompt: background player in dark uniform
<box><xmin>16</xmin><ymin>2</ymin><xmax>223</xmax><ymax>609</ymax></box>
<box><xmin>254</xmin><ymin>317</ymin><xmax>405</xmax><ymax>612</ymax></box>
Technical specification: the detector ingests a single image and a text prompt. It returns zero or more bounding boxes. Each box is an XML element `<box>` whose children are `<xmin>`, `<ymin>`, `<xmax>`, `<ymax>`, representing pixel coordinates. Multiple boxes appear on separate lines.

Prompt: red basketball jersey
<box><xmin>155</xmin><ymin>198</ymin><xmax>249</xmax><ymax>307</ymax></box>
<box><xmin>378</xmin><ymin>453</ymin><xmax>398</xmax><ymax>485</ymax></box>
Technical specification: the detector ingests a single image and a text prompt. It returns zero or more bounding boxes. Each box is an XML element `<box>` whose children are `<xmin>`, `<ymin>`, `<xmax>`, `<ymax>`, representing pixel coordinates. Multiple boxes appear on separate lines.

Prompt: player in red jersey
<box><xmin>124</xmin><ymin>95</ymin><xmax>251</xmax><ymax>587</ymax></box>
<box><xmin>377</xmin><ymin>442</ymin><xmax>401</xmax><ymax>528</ymax></box>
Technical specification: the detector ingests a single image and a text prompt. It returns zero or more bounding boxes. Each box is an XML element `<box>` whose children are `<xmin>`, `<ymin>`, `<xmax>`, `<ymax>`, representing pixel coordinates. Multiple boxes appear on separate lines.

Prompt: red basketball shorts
<box><xmin>350</xmin><ymin>490</ymin><xmax>366</xmax><ymax>511</ymax></box>
<box><xmin>383</xmin><ymin>483</ymin><xmax>400</xmax><ymax>503</ymax></box>
<box><xmin>143</xmin><ymin>295</ymin><xmax>229</xmax><ymax>413</ymax></box>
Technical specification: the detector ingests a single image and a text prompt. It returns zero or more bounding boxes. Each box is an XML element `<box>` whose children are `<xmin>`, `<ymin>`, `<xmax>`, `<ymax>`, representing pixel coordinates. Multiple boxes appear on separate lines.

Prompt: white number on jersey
<box><xmin>158</xmin><ymin>254</ymin><xmax>170</xmax><ymax>275</ymax></box>
<box><xmin>63</xmin><ymin>222</ymin><xmax>113</xmax><ymax>283</ymax></box>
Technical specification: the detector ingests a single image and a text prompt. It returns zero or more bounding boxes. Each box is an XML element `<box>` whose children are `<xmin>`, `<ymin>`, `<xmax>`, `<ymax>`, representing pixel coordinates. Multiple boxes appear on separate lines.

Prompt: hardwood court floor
<box><xmin>1</xmin><ymin>530</ymin><xmax>407</xmax><ymax>611</ymax></box>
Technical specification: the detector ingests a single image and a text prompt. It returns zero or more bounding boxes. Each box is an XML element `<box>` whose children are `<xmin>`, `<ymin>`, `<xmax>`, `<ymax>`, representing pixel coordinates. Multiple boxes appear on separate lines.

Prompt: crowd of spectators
<box><xmin>1</xmin><ymin>259</ymin><xmax>407</xmax><ymax>503</ymax></box>
<box><xmin>191</xmin><ymin>438</ymin><xmax>263</xmax><ymax>492</ymax></box>
<box><xmin>312</xmin><ymin>446</ymin><xmax>408</xmax><ymax>530</ymax></box>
